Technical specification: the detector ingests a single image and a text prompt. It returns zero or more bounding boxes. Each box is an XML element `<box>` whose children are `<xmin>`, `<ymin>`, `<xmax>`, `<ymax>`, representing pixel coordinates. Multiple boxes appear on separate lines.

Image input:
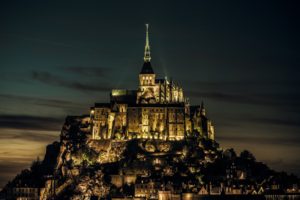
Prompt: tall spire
<box><xmin>140</xmin><ymin>24</ymin><xmax>154</xmax><ymax>74</ymax></box>
<box><xmin>200</xmin><ymin>101</ymin><xmax>206</xmax><ymax>116</ymax></box>
<box><xmin>144</xmin><ymin>24</ymin><xmax>151</xmax><ymax>62</ymax></box>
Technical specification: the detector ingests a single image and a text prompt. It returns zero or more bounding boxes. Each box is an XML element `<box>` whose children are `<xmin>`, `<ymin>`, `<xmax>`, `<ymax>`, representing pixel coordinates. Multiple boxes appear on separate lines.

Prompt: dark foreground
<box><xmin>187</xmin><ymin>194</ymin><xmax>300</xmax><ymax>200</ymax></box>
<box><xmin>193</xmin><ymin>195</ymin><xmax>265</xmax><ymax>200</ymax></box>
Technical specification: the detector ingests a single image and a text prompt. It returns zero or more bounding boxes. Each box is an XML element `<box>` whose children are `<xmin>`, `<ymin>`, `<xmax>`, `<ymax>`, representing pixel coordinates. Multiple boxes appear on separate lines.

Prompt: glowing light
<box><xmin>111</xmin><ymin>89</ymin><xmax>127</xmax><ymax>96</ymax></box>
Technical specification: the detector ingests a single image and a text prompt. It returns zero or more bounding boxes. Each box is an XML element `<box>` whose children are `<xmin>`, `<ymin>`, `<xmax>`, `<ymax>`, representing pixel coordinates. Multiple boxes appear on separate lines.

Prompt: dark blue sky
<box><xmin>0</xmin><ymin>0</ymin><xmax>299</xmax><ymax>187</ymax></box>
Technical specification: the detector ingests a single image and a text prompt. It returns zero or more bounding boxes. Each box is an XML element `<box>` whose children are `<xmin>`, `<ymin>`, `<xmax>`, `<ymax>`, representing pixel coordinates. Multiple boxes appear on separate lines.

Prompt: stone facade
<box><xmin>90</xmin><ymin>25</ymin><xmax>214</xmax><ymax>141</ymax></box>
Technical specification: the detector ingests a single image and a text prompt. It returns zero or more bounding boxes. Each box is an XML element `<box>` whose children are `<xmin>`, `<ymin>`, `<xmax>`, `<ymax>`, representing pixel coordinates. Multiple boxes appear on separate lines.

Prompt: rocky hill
<box><xmin>1</xmin><ymin>115</ymin><xmax>299</xmax><ymax>200</ymax></box>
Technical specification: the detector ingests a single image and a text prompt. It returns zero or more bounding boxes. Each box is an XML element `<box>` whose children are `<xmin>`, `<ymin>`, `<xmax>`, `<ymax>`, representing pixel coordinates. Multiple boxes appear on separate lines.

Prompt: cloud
<box><xmin>188</xmin><ymin>91</ymin><xmax>251</xmax><ymax>104</ymax></box>
<box><xmin>187</xmin><ymin>91</ymin><xmax>300</xmax><ymax>109</ymax></box>
<box><xmin>0</xmin><ymin>130</ymin><xmax>58</xmax><ymax>143</ymax></box>
<box><xmin>0</xmin><ymin>129</ymin><xmax>59</xmax><ymax>188</ymax></box>
<box><xmin>185</xmin><ymin>79</ymin><xmax>300</xmax><ymax>109</ymax></box>
<box><xmin>217</xmin><ymin>135</ymin><xmax>300</xmax><ymax>146</ymax></box>
<box><xmin>0</xmin><ymin>161</ymin><xmax>31</xmax><ymax>188</ymax></box>
<box><xmin>189</xmin><ymin>80</ymin><xmax>300</xmax><ymax>87</ymax></box>
<box><xmin>31</xmin><ymin>71</ymin><xmax>112</xmax><ymax>92</ymax></box>
<box><xmin>215</xmin><ymin>114</ymin><xmax>300</xmax><ymax>129</ymax></box>
<box><xmin>247</xmin><ymin>116</ymin><xmax>300</xmax><ymax>128</ymax></box>
<box><xmin>62</xmin><ymin>66</ymin><xmax>111</xmax><ymax>77</ymax></box>
<box><xmin>0</xmin><ymin>114</ymin><xmax>63</xmax><ymax>131</ymax></box>
<box><xmin>0</xmin><ymin>161</ymin><xmax>28</xmax><ymax>174</ymax></box>
<box><xmin>0</xmin><ymin>94</ymin><xmax>84</xmax><ymax>110</ymax></box>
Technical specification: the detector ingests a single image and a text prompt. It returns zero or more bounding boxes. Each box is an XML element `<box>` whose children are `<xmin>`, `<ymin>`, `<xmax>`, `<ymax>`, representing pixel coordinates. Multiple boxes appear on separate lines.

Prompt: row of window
<box><xmin>142</xmin><ymin>76</ymin><xmax>152</xmax><ymax>80</ymax></box>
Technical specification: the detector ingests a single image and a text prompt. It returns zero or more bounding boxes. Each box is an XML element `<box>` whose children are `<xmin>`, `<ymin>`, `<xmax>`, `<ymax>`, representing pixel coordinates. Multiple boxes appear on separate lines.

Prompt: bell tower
<box><xmin>139</xmin><ymin>24</ymin><xmax>155</xmax><ymax>86</ymax></box>
<box><xmin>137</xmin><ymin>24</ymin><xmax>157</xmax><ymax>104</ymax></box>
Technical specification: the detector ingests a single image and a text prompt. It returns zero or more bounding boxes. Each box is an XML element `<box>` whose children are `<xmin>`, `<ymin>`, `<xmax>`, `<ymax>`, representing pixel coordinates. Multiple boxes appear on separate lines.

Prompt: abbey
<box><xmin>90</xmin><ymin>24</ymin><xmax>214</xmax><ymax>141</ymax></box>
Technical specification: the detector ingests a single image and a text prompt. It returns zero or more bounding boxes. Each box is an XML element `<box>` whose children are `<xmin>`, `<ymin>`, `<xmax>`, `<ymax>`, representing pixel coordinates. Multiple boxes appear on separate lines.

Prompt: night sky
<box><xmin>0</xmin><ymin>0</ymin><xmax>299</xmax><ymax>188</ymax></box>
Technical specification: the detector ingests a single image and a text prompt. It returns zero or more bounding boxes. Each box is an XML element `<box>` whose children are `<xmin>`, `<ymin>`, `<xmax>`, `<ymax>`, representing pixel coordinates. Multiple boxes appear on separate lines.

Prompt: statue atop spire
<box><xmin>144</xmin><ymin>24</ymin><xmax>151</xmax><ymax>62</ymax></box>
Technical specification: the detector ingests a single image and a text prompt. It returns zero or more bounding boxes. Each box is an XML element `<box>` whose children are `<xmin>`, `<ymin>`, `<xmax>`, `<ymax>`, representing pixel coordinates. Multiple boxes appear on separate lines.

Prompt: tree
<box><xmin>223</xmin><ymin>148</ymin><xmax>237</xmax><ymax>160</ymax></box>
<box><xmin>240</xmin><ymin>150</ymin><xmax>256</xmax><ymax>161</ymax></box>
<box><xmin>30</xmin><ymin>157</ymin><xmax>42</xmax><ymax>172</ymax></box>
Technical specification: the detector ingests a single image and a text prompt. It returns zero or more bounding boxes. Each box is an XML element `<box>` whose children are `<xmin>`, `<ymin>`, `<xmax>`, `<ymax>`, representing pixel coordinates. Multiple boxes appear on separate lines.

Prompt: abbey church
<box><xmin>90</xmin><ymin>24</ymin><xmax>214</xmax><ymax>141</ymax></box>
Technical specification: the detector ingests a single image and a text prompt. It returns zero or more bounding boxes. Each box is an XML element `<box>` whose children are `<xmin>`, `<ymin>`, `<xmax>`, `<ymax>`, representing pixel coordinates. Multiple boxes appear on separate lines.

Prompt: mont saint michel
<box><xmin>0</xmin><ymin>25</ymin><xmax>299</xmax><ymax>200</ymax></box>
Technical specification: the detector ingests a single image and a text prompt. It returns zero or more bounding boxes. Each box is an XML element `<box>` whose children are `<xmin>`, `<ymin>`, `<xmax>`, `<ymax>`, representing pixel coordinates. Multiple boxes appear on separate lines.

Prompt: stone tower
<box><xmin>137</xmin><ymin>24</ymin><xmax>156</xmax><ymax>104</ymax></box>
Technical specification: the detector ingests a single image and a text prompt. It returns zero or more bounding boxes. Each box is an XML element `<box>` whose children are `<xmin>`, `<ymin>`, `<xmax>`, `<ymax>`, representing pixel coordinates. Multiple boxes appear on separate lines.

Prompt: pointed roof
<box><xmin>140</xmin><ymin>61</ymin><xmax>154</xmax><ymax>74</ymax></box>
<box><xmin>140</xmin><ymin>24</ymin><xmax>154</xmax><ymax>74</ymax></box>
